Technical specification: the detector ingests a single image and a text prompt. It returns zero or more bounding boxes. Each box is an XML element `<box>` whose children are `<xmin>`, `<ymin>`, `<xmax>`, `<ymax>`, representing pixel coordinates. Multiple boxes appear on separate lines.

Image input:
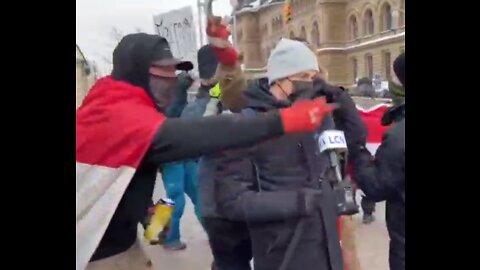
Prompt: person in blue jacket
<box><xmin>160</xmin><ymin>45</ymin><xmax>219</xmax><ymax>250</ymax></box>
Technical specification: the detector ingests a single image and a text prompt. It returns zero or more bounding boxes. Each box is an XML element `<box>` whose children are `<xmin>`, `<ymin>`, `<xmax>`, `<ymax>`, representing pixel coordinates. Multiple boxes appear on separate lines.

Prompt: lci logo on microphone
<box><xmin>318</xmin><ymin>130</ymin><xmax>347</xmax><ymax>152</ymax></box>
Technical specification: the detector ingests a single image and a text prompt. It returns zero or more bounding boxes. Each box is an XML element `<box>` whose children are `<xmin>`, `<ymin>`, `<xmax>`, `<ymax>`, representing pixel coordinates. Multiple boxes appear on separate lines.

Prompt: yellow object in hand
<box><xmin>209</xmin><ymin>83</ymin><xmax>222</xmax><ymax>98</ymax></box>
<box><xmin>144</xmin><ymin>198</ymin><xmax>175</xmax><ymax>245</ymax></box>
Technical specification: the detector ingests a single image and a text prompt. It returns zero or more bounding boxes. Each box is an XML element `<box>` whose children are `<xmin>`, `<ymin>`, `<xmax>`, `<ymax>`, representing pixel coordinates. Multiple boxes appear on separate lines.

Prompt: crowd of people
<box><xmin>76</xmin><ymin>16</ymin><xmax>405</xmax><ymax>270</ymax></box>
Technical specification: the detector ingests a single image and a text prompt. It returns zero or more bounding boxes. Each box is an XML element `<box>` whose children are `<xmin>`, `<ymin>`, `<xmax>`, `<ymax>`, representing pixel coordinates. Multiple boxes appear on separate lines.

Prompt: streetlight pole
<box><xmin>197</xmin><ymin>0</ymin><xmax>205</xmax><ymax>46</ymax></box>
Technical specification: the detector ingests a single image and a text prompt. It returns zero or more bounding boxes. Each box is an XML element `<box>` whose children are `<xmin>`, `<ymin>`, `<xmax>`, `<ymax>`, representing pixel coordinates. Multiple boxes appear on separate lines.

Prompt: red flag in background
<box><xmin>356</xmin><ymin>104</ymin><xmax>391</xmax><ymax>155</ymax></box>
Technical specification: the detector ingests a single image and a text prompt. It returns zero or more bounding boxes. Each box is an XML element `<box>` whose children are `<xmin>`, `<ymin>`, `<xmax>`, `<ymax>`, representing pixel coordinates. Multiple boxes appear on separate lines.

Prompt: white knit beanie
<box><xmin>267</xmin><ymin>38</ymin><xmax>319</xmax><ymax>84</ymax></box>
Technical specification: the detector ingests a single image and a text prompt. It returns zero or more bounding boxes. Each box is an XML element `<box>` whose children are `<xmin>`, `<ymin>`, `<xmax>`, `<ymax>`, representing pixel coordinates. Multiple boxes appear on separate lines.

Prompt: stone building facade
<box><xmin>234</xmin><ymin>0</ymin><xmax>405</xmax><ymax>86</ymax></box>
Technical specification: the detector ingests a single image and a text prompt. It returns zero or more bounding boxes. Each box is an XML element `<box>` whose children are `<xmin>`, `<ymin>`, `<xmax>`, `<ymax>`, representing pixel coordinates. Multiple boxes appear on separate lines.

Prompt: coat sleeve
<box><xmin>352</xmin><ymin>125</ymin><xmax>405</xmax><ymax>202</ymax></box>
<box><xmin>213</xmin><ymin>148</ymin><xmax>314</xmax><ymax>222</ymax></box>
<box><xmin>143</xmin><ymin>112</ymin><xmax>283</xmax><ymax>165</ymax></box>
<box><xmin>330</xmin><ymin>88</ymin><xmax>367</xmax><ymax>149</ymax></box>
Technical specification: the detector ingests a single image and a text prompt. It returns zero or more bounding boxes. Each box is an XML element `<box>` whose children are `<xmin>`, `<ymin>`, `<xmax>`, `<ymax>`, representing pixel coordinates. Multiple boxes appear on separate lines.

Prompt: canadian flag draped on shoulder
<box><xmin>76</xmin><ymin>77</ymin><xmax>165</xmax><ymax>270</ymax></box>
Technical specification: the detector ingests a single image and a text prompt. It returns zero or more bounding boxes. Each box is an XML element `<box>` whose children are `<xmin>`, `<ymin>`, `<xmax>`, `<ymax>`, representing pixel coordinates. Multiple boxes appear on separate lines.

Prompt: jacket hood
<box><xmin>111</xmin><ymin>33</ymin><xmax>165</xmax><ymax>92</ymax></box>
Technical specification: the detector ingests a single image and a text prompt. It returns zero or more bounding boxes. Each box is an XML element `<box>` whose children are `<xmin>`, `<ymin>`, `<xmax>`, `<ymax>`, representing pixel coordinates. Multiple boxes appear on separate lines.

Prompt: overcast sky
<box><xmin>76</xmin><ymin>0</ymin><xmax>232</xmax><ymax>75</ymax></box>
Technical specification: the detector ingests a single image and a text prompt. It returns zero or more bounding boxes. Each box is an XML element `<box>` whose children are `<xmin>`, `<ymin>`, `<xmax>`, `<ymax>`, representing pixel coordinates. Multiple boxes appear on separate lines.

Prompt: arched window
<box><xmin>352</xmin><ymin>57</ymin><xmax>358</xmax><ymax>83</ymax></box>
<box><xmin>289</xmin><ymin>31</ymin><xmax>295</xmax><ymax>39</ymax></box>
<box><xmin>365</xmin><ymin>54</ymin><xmax>373</xmax><ymax>78</ymax></box>
<box><xmin>349</xmin><ymin>15</ymin><xmax>358</xmax><ymax>40</ymax></box>
<box><xmin>381</xmin><ymin>3</ymin><xmax>393</xmax><ymax>31</ymax></box>
<box><xmin>383</xmin><ymin>51</ymin><xmax>392</xmax><ymax>79</ymax></box>
<box><xmin>311</xmin><ymin>21</ymin><xmax>320</xmax><ymax>46</ymax></box>
<box><xmin>300</xmin><ymin>26</ymin><xmax>307</xmax><ymax>40</ymax></box>
<box><xmin>364</xmin><ymin>9</ymin><xmax>374</xmax><ymax>36</ymax></box>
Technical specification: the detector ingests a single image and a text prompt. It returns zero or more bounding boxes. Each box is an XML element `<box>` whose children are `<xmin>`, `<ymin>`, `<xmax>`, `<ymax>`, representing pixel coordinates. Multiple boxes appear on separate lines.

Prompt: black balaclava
<box><xmin>111</xmin><ymin>33</ymin><xmax>191</xmax><ymax>112</ymax></box>
<box><xmin>111</xmin><ymin>33</ymin><xmax>159</xmax><ymax>92</ymax></box>
<box><xmin>149</xmin><ymin>76</ymin><xmax>178</xmax><ymax>112</ymax></box>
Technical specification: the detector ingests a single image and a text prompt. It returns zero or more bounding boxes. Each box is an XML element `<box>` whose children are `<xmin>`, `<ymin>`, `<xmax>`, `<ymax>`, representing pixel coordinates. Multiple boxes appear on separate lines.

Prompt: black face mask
<box><xmin>287</xmin><ymin>80</ymin><xmax>315</xmax><ymax>102</ymax></box>
<box><xmin>149</xmin><ymin>76</ymin><xmax>178</xmax><ymax>112</ymax></box>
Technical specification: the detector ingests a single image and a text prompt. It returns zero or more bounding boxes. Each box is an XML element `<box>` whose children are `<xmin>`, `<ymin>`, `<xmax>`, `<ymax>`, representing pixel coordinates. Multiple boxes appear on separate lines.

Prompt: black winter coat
<box><xmin>352</xmin><ymin>105</ymin><xmax>405</xmax><ymax>270</ymax></box>
<box><xmin>212</xmin><ymin>78</ymin><xmax>343</xmax><ymax>270</ymax></box>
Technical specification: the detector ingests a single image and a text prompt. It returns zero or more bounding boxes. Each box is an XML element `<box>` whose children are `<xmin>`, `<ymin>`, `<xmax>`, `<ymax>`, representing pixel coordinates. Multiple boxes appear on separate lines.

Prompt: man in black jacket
<box><xmin>76</xmin><ymin>34</ymin><xmax>336</xmax><ymax>270</ymax></box>
<box><xmin>350</xmin><ymin>52</ymin><xmax>405</xmax><ymax>270</ymax></box>
<box><xmin>189</xmin><ymin>44</ymin><xmax>254</xmax><ymax>270</ymax></box>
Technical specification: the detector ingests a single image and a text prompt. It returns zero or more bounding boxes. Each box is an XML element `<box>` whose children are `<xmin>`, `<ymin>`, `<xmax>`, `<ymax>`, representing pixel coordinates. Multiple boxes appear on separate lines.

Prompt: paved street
<box><xmin>139</xmin><ymin>177</ymin><xmax>389</xmax><ymax>270</ymax></box>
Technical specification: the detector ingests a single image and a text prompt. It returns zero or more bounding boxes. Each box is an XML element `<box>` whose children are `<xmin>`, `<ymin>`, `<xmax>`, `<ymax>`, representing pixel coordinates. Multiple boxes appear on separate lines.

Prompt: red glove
<box><xmin>206</xmin><ymin>16</ymin><xmax>238</xmax><ymax>66</ymax></box>
<box><xmin>206</xmin><ymin>16</ymin><xmax>230</xmax><ymax>39</ymax></box>
<box><xmin>279</xmin><ymin>98</ymin><xmax>334</xmax><ymax>133</ymax></box>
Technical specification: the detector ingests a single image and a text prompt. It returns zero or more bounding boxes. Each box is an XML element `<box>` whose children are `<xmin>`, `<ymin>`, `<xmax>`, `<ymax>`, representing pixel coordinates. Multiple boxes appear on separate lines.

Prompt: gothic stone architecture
<box><xmin>234</xmin><ymin>0</ymin><xmax>405</xmax><ymax>87</ymax></box>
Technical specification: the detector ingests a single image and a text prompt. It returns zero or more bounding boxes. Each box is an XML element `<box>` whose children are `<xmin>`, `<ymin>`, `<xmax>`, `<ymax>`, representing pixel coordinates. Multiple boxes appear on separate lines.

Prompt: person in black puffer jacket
<box><xmin>195</xmin><ymin>44</ymin><xmax>253</xmax><ymax>270</ymax></box>
<box><xmin>211</xmin><ymin>39</ymin><xmax>344</xmax><ymax>270</ymax></box>
<box><xmin>350</xmin><ymin>52</ymin><xmax>405</xmax><ymax>270</ymax></box>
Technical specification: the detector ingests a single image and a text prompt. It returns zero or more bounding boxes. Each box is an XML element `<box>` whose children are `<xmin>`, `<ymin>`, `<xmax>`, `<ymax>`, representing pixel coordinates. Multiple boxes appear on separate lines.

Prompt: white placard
<box><xmin>153</xmin><ymin>6</ymin><xmax>198</xmax><ymax>72</ymax></box>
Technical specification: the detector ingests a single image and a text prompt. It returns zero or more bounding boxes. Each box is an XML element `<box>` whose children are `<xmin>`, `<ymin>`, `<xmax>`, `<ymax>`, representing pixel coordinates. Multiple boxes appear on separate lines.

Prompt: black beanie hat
<box><xmin>197</xmin><ymin>44</ymin><xmax>219</xmax><ymax>80</ymax></box>
<box><xmin>393</xmin><ymin>52</ymin><xmax>405</xmax><ymax>87</ymax></box>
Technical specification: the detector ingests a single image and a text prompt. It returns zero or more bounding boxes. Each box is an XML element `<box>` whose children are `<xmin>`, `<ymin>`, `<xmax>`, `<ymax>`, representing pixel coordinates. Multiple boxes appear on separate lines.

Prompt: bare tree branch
<box><xmin>95</xmin><ymin>27</ymin><xmax>141</xmax><ymax>74</ymax></box>
<box><xmin>110</xmin><ymin>27</ymin><xmax>125</xmax><ymax>43</ymax></box>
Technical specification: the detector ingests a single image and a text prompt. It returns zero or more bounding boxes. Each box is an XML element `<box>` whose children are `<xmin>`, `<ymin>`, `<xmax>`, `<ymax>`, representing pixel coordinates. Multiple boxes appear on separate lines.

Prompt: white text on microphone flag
<box><xmin>318</xmin><ymin>130</ymin><xmax>347</xmax><ymax>153</ymax></box>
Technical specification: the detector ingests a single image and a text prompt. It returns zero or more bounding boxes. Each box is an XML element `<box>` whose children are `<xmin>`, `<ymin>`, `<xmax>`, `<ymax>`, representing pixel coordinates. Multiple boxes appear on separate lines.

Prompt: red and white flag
<box><xmin>356</xmin><ymin>104</ymin><xmax>391</xmax><ymax>155</ymax></box>
<box><xmin>76</xmin><ymin>77</ymin><xmax>165</xmax><ymax>270</ymax></box>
